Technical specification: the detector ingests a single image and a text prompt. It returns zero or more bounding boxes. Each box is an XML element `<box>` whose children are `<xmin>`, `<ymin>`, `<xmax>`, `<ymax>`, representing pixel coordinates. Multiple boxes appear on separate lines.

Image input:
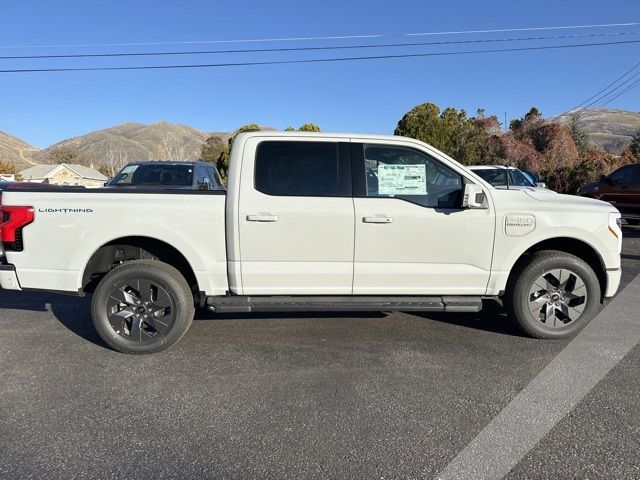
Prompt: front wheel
<box><xmin>91</xmin><ymin>260</ymin><xmax>195</xmax><ymax>354</ymax></box>
<box><xmin>505</xmin><ymin>251</ymin><xmax>601</xmax><ymax>339</ymax></box>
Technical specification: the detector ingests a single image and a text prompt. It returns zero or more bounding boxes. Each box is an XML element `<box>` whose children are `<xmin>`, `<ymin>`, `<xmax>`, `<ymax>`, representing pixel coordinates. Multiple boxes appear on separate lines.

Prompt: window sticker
<box><xmin>378</xmin><ymin>164</ymin><xmax>427</xmax><ymax>195</ymax></box>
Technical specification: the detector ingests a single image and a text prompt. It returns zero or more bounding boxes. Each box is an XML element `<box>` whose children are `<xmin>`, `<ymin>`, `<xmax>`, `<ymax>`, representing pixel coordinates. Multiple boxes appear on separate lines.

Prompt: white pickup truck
<box><xmin>0</xmin><ymin>132</ymin><xmax>623</xmax><ymax>353</ymax></box>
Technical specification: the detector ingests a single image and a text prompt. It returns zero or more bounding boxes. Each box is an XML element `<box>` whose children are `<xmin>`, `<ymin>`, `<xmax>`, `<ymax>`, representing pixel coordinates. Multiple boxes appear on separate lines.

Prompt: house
<box><xmin>19</xmin><ymin>163</ymin><xmax>107</xmax><ymax>188</ymax></box>
<box><xmin>0</xmin><ymin>173</ymin><xmax>15</xmax><ymax>181</ymax></box>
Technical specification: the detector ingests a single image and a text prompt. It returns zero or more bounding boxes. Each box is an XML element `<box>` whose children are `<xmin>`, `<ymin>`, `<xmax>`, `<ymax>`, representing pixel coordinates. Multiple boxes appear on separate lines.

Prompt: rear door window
<box><xmin>255</xmin><ymin>141</ymin><xmax>340</xmax><ymax>196</ymax></box>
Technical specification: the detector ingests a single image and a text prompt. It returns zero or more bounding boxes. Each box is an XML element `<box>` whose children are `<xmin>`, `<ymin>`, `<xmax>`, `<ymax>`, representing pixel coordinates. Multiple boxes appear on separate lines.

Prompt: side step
<box><xmin>206</xmin><ymin>295</ymin><xmax>483</xmax><ymax>313</ymax></box>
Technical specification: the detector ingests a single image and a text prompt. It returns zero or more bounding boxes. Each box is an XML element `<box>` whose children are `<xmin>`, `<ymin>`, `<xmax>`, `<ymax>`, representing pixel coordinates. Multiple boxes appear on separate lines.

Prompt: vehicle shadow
<box><xmin>195</xmin><ymin>309</ymin><xmax>387</xmax><ymax>321</ymax></box>
<box><xmin>2</xmin><ymin>288</ymin><xmax>528</xmax><ymax>350</ymax></box>
<box><xmin>412</xmin><ymin>300</ymin><xmax>528</xmax><ymax>337</ymax></box>
<box><xmin>1</xmin><ymin>290</ymin><xmax>393</xmax><ymax>350</ymax></box>
<box><xmin>0</xmin><ymin>289</ymin><xmax>110</xmax><ymax>349</ymax></box>
<box><xmin>196</xmin><ymin>300</ymin><xmax>529</xmax><ymax>337</ymax></box>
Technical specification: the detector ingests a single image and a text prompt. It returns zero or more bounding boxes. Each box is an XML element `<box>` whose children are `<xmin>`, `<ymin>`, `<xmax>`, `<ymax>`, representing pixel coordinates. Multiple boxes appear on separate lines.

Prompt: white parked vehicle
<box><xmin>0</xmin><ymin>132</ymin><xmax>622</xmax><ymax>353</ymax></box>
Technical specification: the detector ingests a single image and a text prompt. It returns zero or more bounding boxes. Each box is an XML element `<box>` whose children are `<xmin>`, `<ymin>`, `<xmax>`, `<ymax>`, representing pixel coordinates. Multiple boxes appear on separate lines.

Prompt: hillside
<box><xmin>554</xmin><ymin>108</ymin><xmax>640</xmax><ymax>155</ymax></box>
<box><xmin>0</xmin><ymin>130</ymin><xmax>40</xmax><ymax>170</ymax></box>
<box><xmin>32</xmin><ymin>121</ymin><xmax>223</xmax><ymax>167</ymax></box>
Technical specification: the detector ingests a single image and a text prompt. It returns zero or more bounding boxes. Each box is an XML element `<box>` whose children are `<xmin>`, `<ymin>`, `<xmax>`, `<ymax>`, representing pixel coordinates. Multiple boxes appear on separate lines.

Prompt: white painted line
<box><xmin>435</xmin><ymin>274</ymin><xmax>640</xmax><ymax>480</ymax></box>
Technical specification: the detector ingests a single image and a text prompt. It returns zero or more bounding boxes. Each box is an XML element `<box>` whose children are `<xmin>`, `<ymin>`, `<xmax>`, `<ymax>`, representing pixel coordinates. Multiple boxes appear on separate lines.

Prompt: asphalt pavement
<box><xmin>1</xmin><ymin>227</ymin><xmax>639</xmax><ymax>479</ymax></box>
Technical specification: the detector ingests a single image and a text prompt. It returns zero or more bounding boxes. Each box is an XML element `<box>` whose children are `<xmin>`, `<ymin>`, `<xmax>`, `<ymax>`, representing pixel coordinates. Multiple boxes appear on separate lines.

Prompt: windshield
<box><xmin>110</xmin><ymin>164</ymin><xmax>194</xmax><ymax>187</ymax></box>
<box><xmin>473</xmin><ymin>169</ymin><xmax>508</xmax><ymax>187</ymax></box>
<box><xmin>473</xmin><ymin>168</ymin><xmax>535</xmax><ymax>188</ymax></box>
<box><xmin>510</xmin><ymin>169</ymin><xmax>536</xmax><ymax>186</ymax></box>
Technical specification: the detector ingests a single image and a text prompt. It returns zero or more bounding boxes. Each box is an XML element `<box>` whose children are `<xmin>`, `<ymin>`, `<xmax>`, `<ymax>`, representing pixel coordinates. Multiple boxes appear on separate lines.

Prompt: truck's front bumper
<box><xmin>0</xmin><ymin>264</ymin><xmax>22</xmax><ymax>290</ymax></box>
<box><xmin>605</xmin><ymin>267</ymin><xmax>622</xmax><ymax>299</ymax></box>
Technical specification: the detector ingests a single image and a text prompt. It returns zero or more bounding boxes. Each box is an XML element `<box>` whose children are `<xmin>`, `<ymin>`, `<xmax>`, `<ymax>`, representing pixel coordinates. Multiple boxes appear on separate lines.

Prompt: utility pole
<box><xmin>504</xmin><ymin>112</ymin><xmax>507</xmax><ymax>132</ymax></box>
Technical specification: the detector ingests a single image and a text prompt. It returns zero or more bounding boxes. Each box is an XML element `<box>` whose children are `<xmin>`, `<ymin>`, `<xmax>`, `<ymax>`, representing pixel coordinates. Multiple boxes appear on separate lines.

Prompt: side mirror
<box><xmin>535</xmin><ymin>182</ymin><xmax>547</xmax><ymax>188</ymax></box>
<box><xmin>462</xmin><ymin>183</ymin><xmax>488</xmax><ymax>209</ymax></box>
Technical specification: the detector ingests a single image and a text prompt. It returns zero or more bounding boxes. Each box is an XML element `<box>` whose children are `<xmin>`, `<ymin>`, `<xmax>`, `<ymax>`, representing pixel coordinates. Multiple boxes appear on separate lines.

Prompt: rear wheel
<box><xmin>505</xmin><ymin>251</ymin><xmax>601</xmax><ymax>339</ymax></box>
<box><xmin>91</xmin><ymin>259</ymin><xmax>195</xmax><ymax>354</ymax></box>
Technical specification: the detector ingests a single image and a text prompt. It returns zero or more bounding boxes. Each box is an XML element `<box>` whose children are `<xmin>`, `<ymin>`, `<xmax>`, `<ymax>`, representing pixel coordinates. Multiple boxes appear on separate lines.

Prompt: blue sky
<box><xmin>1</xmin><ymin>0</ymin><xmax>639</xmax><ymax>148</ymax></box>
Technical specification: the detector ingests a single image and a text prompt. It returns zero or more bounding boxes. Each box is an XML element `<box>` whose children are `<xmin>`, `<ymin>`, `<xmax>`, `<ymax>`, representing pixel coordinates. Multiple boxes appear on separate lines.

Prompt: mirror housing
<box><xmin>462</xmin><ymin>183</ymin><xmax>488</xmax><ymax>209</ymax></box>
<box><xmin>535</xmin><ymin>182</ymin><xmax>547</xmax><ymax>188</ymax></box>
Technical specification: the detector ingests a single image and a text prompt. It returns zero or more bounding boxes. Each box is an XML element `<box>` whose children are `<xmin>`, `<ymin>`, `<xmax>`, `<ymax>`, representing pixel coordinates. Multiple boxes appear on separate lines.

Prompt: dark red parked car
<box><xmin>578</xmin><ymin>163</ymin><xmax>640</xmax><ymax>225</ymax></box>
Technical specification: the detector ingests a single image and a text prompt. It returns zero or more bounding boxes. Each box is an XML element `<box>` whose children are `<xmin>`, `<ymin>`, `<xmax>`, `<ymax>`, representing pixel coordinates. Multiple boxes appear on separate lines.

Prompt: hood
<box><xmin>523</xmin><ymin>189</ymin><xmax>614</xmax><ymax>209</ymax></box>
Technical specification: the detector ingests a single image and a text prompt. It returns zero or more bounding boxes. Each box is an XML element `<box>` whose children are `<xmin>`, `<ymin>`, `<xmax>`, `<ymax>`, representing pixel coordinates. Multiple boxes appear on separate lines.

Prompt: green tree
<box><xmin>297</xmin><ymin>123</ymin><xmax>321</xmax><ymax>132</ymax></box>
<box><xmin>630</xmin><ymin>128</ymin><xmax>640</xmax><ymax>158</ymax></box>
<box><xmin>566</xmin><ymin>149</ymin><xmax>616</xmax><ymax>193</ymax></box>
<box><xmin>47</xmin><ymin>146</ymin><xmax>88</xmax><ymax>165</ymax></box>
<box><xmin>0</xmin><ymin>159</ymin><xmax>16</xmax><ymax>174</ymax></box>
<box><xmin>217</xmin><ymin>123</ymin><xmax>262</xmax><ymax>182</ymax></box>
<box><xmin>394</xmin><ymin>102</ymin><xmax>491</xmax><ymax>164</ymax></box>
<box><xmin>509</xmin><ymin>107</ymin><xmax>543</xmax><ymax>139</ymax></box>
<box><xmin>395</xmin><ymin>102</ymin><xmax>445</xmax><ymax>149</ymax></box>
<box><xmin>98</xmin><ymin>164</ymin><xmax>112</xmax><ymax>177</ymax></box>
<box><xmin>200</xmin><ymin>135</ymin><xmax>225</xmax><ymax>164</ymax></box>
<box><xmin>567</xmin><ymin>117</ymin><xmax>590</xmax><ymax>152</ymax></box>
<box><xmin>284</xmin><ymin>124</ymin><xmax>321</xmax><ymax>132</ymax></box>
<box><xmin>620</xmin><ymin>128</ymin><xmax>640</xmax><ymax>164</ymax></box>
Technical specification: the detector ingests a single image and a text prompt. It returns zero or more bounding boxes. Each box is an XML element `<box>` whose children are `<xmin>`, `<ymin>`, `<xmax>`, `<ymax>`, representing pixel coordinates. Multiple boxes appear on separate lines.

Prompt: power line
<box><xmin>0</xmin><ymin>39</ymin><xmax>637</xmax><ymax>74</ymax></box>
<box><xmin>582</xmin><ymin>72</ymin><xmax>640</xmax><ymax>109</ymax></box>
<box><xmin>582</xmin><ymin>69</ymin><xmax>640</xmax><ymax>109</ymax></box>
<box><xmin>566</xmin><ymin>60</ymin><xmax>640</xmax><ymax>116</ymax></box>
<box><xmin>1</xmin><ymin>21</ymin><xmax>638</xmax><ymax>49</ymax></box>
<box><xmin>572</xmin><ymin>77</ymin><xmax>640</xmax><ymax>115</ymax></box>
<box><xmin>1</xmin><ymin>31</ymin><xmax>637</xmax><ymax>61</ymax></box>
<box><xmin>590</xmin><ymin>76</ymin><xmax>640</xmax><ymax>109</ymax></box>
<box><xmin>405</xmin><ymin>22</ymin><xmax>640</xmax><ymax>37</ymax></box>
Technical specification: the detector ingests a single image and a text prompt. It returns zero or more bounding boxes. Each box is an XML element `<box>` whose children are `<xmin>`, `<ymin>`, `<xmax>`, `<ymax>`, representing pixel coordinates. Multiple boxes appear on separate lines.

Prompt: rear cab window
<box><xmin>111</xmin><ymin>164</ymin><xmax>194</xmax><ymax>187</ymax></box>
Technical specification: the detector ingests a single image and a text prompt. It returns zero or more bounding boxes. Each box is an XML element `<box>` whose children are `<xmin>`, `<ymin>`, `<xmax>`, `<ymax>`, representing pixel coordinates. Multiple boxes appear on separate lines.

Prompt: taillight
<box><xmin>0</xmin><ymin>204</ymin><xmax>34</xmax><ymax>251</ymax></box>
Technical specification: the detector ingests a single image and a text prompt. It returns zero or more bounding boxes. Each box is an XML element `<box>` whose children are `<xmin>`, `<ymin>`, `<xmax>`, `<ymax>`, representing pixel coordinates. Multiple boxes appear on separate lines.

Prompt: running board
<box><xmin>206</xmin><ymin>295</ymin><xmax>483</xmax><ymax>313</ymax></box>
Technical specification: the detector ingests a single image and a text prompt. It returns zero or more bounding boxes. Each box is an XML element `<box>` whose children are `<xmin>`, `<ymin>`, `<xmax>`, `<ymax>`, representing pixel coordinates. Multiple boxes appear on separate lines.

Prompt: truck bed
<box><xmin>0</xmin><ymin>187</ymin><xmax>228</xmax><ymax>295</ymax></box>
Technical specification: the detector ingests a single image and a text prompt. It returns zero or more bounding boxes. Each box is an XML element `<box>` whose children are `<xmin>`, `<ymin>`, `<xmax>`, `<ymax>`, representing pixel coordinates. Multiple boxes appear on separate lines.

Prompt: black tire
<box><xmin>505</xmin><ymin>250</ymin><xmax>601</xmax><ymax>339</ymax></box>
<box><xmin>91</xmin><ymin>259</ymin><xmax>195</xmax><ymax>354</ymax></box>
<box><xmin>626</xmin><ymin>219</ymin><xmax>640</xmax><ymax>226</ymax></box>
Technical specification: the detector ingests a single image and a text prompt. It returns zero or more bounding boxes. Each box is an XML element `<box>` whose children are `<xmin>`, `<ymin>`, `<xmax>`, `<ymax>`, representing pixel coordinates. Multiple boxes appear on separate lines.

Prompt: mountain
<box><xmin>0</xmin><ymin>130</ymin><xmax>40</xmax><ymax>170</ymax></box>
<box><xmin>554</xmin><ymin>108</ymin><xmax>640</xmax><ymax>155</ymax></box>
<box><xmin>32</xmin><ymin>121</ymin><xmax>224</xmax><ymax>168</ymax></box>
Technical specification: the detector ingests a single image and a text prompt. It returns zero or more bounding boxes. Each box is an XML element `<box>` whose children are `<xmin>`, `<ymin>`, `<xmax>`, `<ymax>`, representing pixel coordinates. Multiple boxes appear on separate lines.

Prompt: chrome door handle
<box><xmin>362</xmin><ymin>216</ymin><xmax>393</xmax><ymax>224</ymax></box>
<box><xmin>246</xmin><ymin>213</ymin><xmax>279</xmax><ymax>222</ymax></box>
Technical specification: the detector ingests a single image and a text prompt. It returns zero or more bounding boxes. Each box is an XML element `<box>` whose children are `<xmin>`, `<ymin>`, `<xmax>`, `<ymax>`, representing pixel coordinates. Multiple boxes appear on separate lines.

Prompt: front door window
<box><xmin>361</xmin><ymin>144</ymin><xmax>463</xmax><ymax>209</ymax></box>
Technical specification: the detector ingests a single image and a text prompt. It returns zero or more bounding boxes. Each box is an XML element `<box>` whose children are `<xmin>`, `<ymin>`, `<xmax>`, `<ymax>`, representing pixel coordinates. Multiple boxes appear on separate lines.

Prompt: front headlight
<box><xmin>608</xmin><ymin>212</ymin><xmax>622</xmax><ymax>254</ymax></box>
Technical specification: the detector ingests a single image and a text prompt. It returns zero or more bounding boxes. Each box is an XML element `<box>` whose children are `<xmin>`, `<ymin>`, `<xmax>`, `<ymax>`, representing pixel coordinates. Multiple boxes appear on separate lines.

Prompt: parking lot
<box><xmin>1</xmin><ymin>227</ymin><xmax>639</xmax><ymax>479</ymax></box>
